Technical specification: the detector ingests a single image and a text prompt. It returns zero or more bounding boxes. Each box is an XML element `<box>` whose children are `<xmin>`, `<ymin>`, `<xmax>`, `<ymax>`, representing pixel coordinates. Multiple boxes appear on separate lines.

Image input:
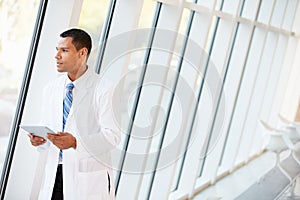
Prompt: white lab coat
<box><xmin>38</xmin><ymin>67</ymin><xmax>121</xmax><ymax>200</ymax></box>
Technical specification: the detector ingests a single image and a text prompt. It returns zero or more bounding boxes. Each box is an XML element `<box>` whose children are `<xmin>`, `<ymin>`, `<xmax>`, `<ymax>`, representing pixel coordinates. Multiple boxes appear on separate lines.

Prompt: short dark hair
<box><xmin>60</xmin><ymin>28</ymin><xmax>92</xmax><ymax>57</ymax></box>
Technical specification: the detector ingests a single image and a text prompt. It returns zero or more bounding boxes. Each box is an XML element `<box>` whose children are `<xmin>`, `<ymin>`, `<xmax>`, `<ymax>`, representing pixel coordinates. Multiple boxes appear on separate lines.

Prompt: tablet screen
<box><xmin>20</xmin><ymin>125</ymin><xmax>56</xmax><ymax>139</ymax></box>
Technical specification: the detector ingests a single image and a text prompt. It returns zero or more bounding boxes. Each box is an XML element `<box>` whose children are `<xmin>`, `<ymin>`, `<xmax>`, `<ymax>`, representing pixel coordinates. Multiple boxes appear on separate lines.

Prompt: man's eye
<box><xmin>62</xmin><ymin>49</ymin><xmax>68</xmax><ymax>52</ymax></box>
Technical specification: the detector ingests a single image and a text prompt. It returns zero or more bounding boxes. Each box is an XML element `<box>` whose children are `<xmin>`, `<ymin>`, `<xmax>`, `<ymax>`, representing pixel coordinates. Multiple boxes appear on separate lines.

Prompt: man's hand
<box><xmin>47</xmin><ymin>132</ymin><xmax>77</xmax><ymax>149</ymax></box>
<box><xmin>28</xmin><ymin>134</ymin><xmax>46</xmax><ymax>146</ymax></box>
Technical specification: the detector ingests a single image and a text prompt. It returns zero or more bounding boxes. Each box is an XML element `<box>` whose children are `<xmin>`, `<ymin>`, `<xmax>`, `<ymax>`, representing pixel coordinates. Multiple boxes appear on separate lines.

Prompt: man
<box><xmin>28</xmin><ymin>28</ymin><xmax>120</xmax><ymax>200</ymax></box>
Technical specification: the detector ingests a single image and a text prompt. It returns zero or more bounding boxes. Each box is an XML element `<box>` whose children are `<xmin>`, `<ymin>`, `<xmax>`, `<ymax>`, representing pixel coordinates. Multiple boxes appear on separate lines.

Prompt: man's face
<box><xmin>55</xmin><ymin>37</ymin><xmax>81</xmax><ymax>74</ymax></box>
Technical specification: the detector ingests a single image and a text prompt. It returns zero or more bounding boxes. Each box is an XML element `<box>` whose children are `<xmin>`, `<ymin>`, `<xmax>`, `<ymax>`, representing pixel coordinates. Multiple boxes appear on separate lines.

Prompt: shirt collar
<box><xmin>65</xmin><ymin>66</ymin><xmax>92</xmax><ymax>89</ymax></box>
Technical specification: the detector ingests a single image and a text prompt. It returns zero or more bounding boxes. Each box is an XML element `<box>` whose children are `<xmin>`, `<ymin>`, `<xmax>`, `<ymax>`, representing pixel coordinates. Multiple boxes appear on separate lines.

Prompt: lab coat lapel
<box><xmin>68</xmin><ymin>70</ymin><xmax>93</xmax><ymax>119</ymax></box>
<box><xmin>54</xmin><ymin>78</ymin><xmax>65</xmax><ymax>131</ymax></box>
<box><xmin>68</xmin><ymin>87</ymin><xmax>87</xmax><ymax>118</ymax></box>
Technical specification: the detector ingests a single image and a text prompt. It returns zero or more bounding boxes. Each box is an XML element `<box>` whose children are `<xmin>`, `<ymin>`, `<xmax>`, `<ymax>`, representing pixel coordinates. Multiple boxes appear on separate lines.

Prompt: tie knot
<box><xmin>66</xmin><ymin>83</ymin><xmax>74</xmax><ymax>91</ymax></box>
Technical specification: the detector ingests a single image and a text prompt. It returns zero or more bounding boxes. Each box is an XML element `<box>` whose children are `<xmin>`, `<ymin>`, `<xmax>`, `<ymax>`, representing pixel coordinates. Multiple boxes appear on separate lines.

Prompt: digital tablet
<box><xmin>20</xmin><ymin>125</ymin><xmax>56</xmax><ymax>139</ymax></box>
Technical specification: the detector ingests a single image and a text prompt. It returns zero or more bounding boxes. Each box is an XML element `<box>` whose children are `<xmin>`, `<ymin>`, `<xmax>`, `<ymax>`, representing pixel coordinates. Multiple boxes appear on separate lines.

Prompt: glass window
<box><xmin>77</xmin><ymin>0</ymin><xmax>111</xmax><ymax>69</ymax></box>
<box><xmin>257</xmin><ymin>0</ymin><xmax>275</xmax><ymax>24</ymax></box>
<box><xmin>270</xmin><ymin>0</ymin><xmax>287</xmax><ymax>28</ymax></box>
<box><xmin>242</xmin><ymin>0</ymin><xmax>261</xmax><ymax>20</ymax></box>
<box><xmin>2</xmin><ymin>0</ymin><xmax>299</xmax><ymax>199</ymax></box>
<box><xmin>222</xmin><ymin>0</ymin><xmax>241</xmax><ymax>15</ymax></box>
<box><xmin>217</xmin><ymin>23</ymin><xmax>253</xmax><ymax>172</ymax></box>
<box><xmin>234</xmin><ymin>27</ymin><xmax>267</xmax><ymax>165</ymax></box>
<box><xmin>282</xmin><ymin>0</ymin><xmax>298</xmax><ymax>30</ymax></box>
<box><xmin>268</xmin><ymin>35</ymin><xmax>289</xmax><ymax>125</ymax></box>
<box><xmin>138</xmin><ymin>0</ymin><xmax>157</xmax><ymax>28</ymax></box>
<box><xmin>247</xmin><ymin>31</ymin><xmax>278</xmax><ymax>156</ymax></box>
<box><xmin>0</xmin><ymin>0</ymin><xmax>39</xmax><ymax>175</ymax></box>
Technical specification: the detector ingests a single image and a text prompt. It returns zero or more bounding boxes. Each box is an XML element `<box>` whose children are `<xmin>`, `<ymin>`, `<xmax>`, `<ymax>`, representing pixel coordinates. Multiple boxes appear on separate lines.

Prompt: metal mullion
<box><xmin>0</xmin><ymin>0</ymin><xmax>48</xmax><ymax>198</ymax></box>
<box><xmin>114</xmin><ymin>2</ymin><xmax>163</xmax><ymax>195</ymax></box>
<box><xmin>95</xmin><ymin>0</ymin><xmax>117</xmax><ymax>74</ymax></box>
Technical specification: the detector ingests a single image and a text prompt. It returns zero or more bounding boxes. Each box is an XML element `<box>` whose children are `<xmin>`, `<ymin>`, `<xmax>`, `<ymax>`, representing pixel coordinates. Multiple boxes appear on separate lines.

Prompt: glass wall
<box><xmin>1</xmin><ymin>0</ymin><xmax>300</xmax><ymax>199</ymax></box>
<box><xmin>0</xmin><ymin>0</ymin><xmax>39</xmax><ymax>175</ymax></box>
<box><xmin>77</xmin><ymin>0</ymin><xmax>111</xmax><ymax>68</ymax></box>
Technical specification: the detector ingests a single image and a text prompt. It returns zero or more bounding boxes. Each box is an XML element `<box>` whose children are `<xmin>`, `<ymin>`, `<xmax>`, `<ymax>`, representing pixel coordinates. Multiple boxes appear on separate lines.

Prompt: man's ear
<box><xmin>79</xmin><ymin>48</ymin><xmax>88</xmax><ymax>56</ymax></box>
<box><xmin>83</xmin><ymin>48</ymin><xmax>89</xmax><ymax>56</ymax></box>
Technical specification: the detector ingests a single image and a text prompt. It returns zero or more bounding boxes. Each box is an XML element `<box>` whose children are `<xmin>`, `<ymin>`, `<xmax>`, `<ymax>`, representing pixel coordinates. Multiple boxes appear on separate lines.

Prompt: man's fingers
<box><xmin>30</xmin><ymin>136</ymin><xmax>46</xmax><ymax>146</ymax></box>
<box><xmin>46</xmin><ymin>132</ymin><xmax>75</xmax><ymax>149</ymax></box>
<box><xmin>30</xmin><ymin>135</ymin><xmax>45</xmax><ymax>142</ymax></box>
<box><xmin>47</xmin><ymin>134</ymin><xmax>63</xmax><ymax>148</ymax></box>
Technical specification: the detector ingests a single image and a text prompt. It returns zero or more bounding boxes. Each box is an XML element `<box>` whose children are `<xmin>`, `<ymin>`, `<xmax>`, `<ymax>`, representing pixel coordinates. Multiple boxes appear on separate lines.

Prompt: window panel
<box><xmin>218</xmin><ymin>23</ymin><xmax>253</xmax><ymax>173</ymax></box>
<box><xmin>195</xmin><ymin>19</ymin><xmax>237</xmax><ymax>182</ymax></box>
<box><xmin>241</xmin><ymin>0</ymin><xmax>261</xmax><ymax>20</ymax></box>
<box><xmin>3</xmin><ymin>1</ymin><xmax>84</xmax><ymax>198</ymax></box>
<box><xmin>270</xmin><ymin>0</ymin><xmax>287</xmax><ymax>28</ymax></box>
<box><xmin>78</xmin><ymin>0</ymin><xmax>111</xmax><ymax>68</ymax></box>
<box><xmin>268</xmin><ymin>35</ymin><xmax>289</xmax><ymax>125</ymax></box>
<box><xmin>257</xmin><ymin>0</ymin><xmax>275</xmax><ymax>24</ymax></box>
<box><xmin>233</xmin><ymin>27</ymin><xmax>267</xmax><ymax>165</ymax></box>
<box><xmin>280</xmin><ymin>38</ymin><xmax>300</xmax><ymax>118</ymax></box>
<box><xmin>247</xmin><ymin>31</ymin><xmax>278</xmax><ymax>156</ymax></box>
<box><xmin>111</xmin><ymin>2</ymin><xmax>161</xmax><ymax>197</ymax></box>
<box><xmin>282</xmin><ymin>0</ymin><xmax>298</xmax><ymax>30</ymax></box>
<box><xmin>132</xmin><ymin>4</ymin><xmax>195</xmax><ymax>198</ymax></box>
<box><xmin>222</xmin><ymin>0</ymin><xmax>242</xmax><ymax>15</ymax></box>
<box><xmin>292</xmin><ymin>1</ymin><xmax>300</xmax><ymax>33</ymax></box>
<box><xmin>272</xmin><ymin>37</ymin><xmax>298</xmax><ymax>119</ymax></box>
<box><xmin>138</xmin><ymin>0</ymin><xmax>157</xmax><ymax>28</ymax></box>
<box><xmin>210</xmin><ymin>19</ymin><xmax>235</xmax><ymax>76</ymax></box>
<box><xmin>189</xmin><ymin>12</ymin><xmax>212</xmax><ymax>52</ymax></box>
<box><xmin>170</xmin><ymin>9</ymin><xmax>213</xmax><ymax>196</ymax></box>
<box><xmin>140</xmin><ymin>5</ymin><xmax>196</xmax><ymax>199</ymax></box>
<box><xmin>0</xmin><ymin>0</ymin><xmax>39</xmax><ymax>177</ymax></box>
<box><xmin>258</xmin><ymin>34</ymin><xmax>287</xmax><ymax>150</ymax></box>
<box><xmin>193</xmin><ymin>75</ymin><xmax>215</xmax><ymax>185</ymax></box>
<box><xmin>178</xmin><ymin>8</ymin><xmax>192</xmax><ymax>35</ymax></box>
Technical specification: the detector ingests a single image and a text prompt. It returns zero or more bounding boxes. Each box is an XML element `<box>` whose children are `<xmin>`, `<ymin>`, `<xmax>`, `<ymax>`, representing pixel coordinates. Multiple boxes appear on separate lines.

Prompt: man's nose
<box><xmin>55</xmin><ymin>52</ymin><xmax>60</xmax><ymax>59</ymax></box>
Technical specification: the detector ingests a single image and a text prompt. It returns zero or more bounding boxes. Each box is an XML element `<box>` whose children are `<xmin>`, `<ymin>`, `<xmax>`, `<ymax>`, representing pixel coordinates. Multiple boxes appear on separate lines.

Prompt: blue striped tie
<box><xmin>59</xmin><ymin>82</ymin><xmax>74</xmax><ymax>162</ymax></box>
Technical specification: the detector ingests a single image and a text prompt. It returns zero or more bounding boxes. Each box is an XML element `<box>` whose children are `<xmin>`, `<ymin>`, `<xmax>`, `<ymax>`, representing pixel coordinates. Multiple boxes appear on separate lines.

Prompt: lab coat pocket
<box><xmin>77</xmin><ymin>170</ymin><xmax>109</xmax><ymax>200</ymax></box>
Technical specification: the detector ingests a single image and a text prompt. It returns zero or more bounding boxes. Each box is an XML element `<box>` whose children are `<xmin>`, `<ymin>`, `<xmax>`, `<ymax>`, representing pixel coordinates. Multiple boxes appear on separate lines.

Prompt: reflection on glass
<box><xmin>0</xmin><ymin>0</ymin><xmax>39</xmax><ymax>173</ymax></box>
